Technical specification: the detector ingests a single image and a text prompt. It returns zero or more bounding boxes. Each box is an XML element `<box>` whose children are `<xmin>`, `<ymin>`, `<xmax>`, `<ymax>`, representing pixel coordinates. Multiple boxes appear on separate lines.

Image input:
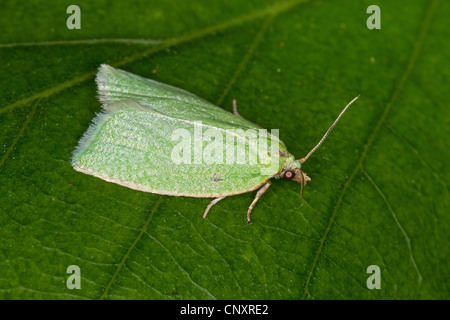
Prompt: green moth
<box><xmin>72</xmin><ymin>64</ymin><xmax>358</xmax><ymax>223</ymax></box>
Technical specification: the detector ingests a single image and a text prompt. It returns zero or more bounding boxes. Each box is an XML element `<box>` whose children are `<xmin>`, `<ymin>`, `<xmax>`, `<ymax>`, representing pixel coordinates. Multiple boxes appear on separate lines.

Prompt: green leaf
<box><xmin>0</xmin><ymin>0</ymin><xmax>448</xmax><ymax>299</ymax></box>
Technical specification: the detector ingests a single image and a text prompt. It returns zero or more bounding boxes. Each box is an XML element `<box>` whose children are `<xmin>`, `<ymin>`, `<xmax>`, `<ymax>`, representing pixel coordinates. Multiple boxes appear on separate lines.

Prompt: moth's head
<box><xmin>281</xmin><ymin>164</ymin><xmax>311</xmax><ymax>202</ymax></box>
<box><xmin>282</xmin><ymin>168</ymin><xmax>311</xmax><ymax>184</ymax></box>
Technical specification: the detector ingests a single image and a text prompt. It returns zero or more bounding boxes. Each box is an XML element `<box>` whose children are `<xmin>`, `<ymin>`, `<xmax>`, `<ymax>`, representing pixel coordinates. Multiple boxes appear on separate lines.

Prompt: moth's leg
<box><xmin>247</xmin><ymin>181</ymin><xmax>272</xmax><ymax>223</ymax></box>
<box><xmin>203</xmin><ymin>196</ymin><xmax>226</xmax><ymax>219</ymax></box>
<box><xmin>232</xmin><ymin>99</ymin><xmax>243</xmax><ymax>118</ymax></box>
<box><xmin>232</xmin><ymin>100</ymin><xmax>263</xmax><ymax>128</ymax></box>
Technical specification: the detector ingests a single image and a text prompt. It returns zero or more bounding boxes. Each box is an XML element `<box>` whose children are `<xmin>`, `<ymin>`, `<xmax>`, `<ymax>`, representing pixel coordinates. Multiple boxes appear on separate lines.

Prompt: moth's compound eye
<box><xmin>283</xmin><ymin>170</ymin><xmax>295</xmax><ymax>181</ymax></box>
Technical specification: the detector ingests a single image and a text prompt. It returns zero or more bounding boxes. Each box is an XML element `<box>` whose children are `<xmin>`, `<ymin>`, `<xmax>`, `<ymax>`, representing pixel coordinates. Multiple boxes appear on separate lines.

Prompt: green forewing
<box><xmin>97</xmin><ymin>64</ymin><xmax>261</xmax><ymax>129</ymax></box>
<box><xmin>72</xmin><ymin>65</ymin><xmax>288</xmax><ymax>197</ymax></box>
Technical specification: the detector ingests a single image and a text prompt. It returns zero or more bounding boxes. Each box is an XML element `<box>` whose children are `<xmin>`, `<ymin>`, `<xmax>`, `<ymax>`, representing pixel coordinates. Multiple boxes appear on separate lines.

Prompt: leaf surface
<box><xmin>0</xmin><ymin>0</ymin><xmax>448</xmax><ymax>299</ymax></box>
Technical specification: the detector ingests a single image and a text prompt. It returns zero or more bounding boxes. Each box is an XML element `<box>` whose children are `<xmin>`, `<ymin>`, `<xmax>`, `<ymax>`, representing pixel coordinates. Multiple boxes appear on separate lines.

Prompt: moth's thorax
<box><xmin>281</xmin><ymin>153</ymin><xmax>301</xmax><ymax>171</ymax></box>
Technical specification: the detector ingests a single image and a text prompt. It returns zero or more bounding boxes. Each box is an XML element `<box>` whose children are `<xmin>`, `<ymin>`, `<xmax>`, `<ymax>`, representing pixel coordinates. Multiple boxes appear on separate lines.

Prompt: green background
<box><xmin>0</xmin><ymin>0</ymin><xmax>448</xmax><ymax>299</ymax></box>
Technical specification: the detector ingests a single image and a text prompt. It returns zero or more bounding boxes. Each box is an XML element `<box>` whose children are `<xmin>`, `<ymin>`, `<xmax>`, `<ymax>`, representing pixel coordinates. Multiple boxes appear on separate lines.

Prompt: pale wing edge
<box><xmin>71</xmin><ymin>111</ymin><xmax>109</xmax><ymax>164</ymax></box>
<box><xmin>73</xmin><ymin>165</ymin><xmax>271</xmax><ymax>198</ymax></box>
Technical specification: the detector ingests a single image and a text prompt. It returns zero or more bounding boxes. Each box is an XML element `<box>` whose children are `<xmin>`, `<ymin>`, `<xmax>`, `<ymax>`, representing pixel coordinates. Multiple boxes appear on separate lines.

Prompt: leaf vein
<box><xmin>0</xmin><ymin>0</ymin><xmax>308</xmax><ymax>115</ymax></box>
<box><xmin>301</xmin><ymin>0</ymin><xmax>438</xmax><ymax>299</ymax></box>
<box><xmin>363</xmin><ymin>169</ymin><xmax>423</xmax><ymax>286</ymax></box>
<box><xmin>99</xmin><ymin>196</ymin><xmax>163</xmax><ymax>299</ymax></box>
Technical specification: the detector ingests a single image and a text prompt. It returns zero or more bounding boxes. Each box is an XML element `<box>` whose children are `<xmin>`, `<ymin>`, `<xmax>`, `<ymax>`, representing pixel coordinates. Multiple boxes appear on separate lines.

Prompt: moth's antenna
<box><xmin>299</xmin><ymin>95</ymin><xmax>360</xmax><ymax>164</ymax></box>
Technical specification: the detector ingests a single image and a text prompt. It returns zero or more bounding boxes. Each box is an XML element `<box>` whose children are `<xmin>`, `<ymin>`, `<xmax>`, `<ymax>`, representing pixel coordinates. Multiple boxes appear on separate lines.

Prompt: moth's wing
<box><xmin>97</xmin><ymin>64</ymin><xmax>259</xmax><ymax>130</ymax></box>
<box><xmin>72</xmin><ymin>100</ymin><xmax>282</xmax><ymax>197</ymax></box>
